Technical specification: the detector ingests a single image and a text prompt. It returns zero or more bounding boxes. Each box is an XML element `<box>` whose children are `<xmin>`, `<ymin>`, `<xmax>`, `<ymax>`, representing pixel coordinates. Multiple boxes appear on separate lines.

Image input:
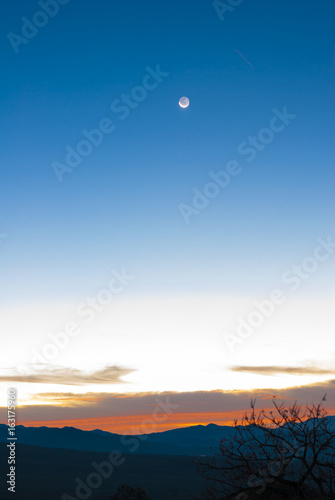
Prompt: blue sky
<box><xmin>1</xmin><ymin>0</ymin><xmax>334</xmax><ymax>304</ymax></box>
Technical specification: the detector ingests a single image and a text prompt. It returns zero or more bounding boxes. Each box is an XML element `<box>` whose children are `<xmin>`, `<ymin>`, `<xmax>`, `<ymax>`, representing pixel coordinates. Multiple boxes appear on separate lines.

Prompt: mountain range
<box><xmin>0</xmin><ymin>422</ymin><xmax>233</xmax><ymax>456</ymax></box>
<box><xmin>2</xmin><ymin>415</ymin><xmax>334</xmax><ymax>457</ymax></box>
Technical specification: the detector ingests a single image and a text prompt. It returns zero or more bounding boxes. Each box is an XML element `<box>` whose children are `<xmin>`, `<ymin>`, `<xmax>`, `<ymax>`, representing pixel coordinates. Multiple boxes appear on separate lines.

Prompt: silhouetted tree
<box><xmin>196</xmin><ymin>395</ymin><xmax>335</xmax><ymax>500</ymax></box>
<box><xmin>110</xmin><ymin>485</ymin><xmax>151</xmax><ymax>500</ymax></box>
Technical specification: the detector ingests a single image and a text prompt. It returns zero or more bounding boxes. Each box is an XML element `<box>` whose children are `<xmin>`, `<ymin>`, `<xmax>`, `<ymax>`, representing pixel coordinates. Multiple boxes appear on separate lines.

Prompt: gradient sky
<box><xmin>1</xmin><ymin>0</ymin><xmax>334</xmax><ymax>431</ymax></box>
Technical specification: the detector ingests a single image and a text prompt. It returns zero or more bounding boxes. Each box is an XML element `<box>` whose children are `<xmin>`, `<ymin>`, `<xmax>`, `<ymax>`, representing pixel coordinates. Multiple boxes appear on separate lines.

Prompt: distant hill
<box><xmin>0</xmin><ymin>422</ymin><xmax>232</xmax><ymax>456</ymax></box>
<box><xmin>1</xmin><ymin>416</ymin><xmax>334</xmax><ymax>456</ymax></box>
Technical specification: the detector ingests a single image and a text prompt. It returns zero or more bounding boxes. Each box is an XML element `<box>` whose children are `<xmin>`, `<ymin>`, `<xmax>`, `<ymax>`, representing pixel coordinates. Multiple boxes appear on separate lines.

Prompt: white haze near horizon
<box><xmin>1</xmin><ymin>294</ymin><xmax>334</xmax><ymax>406</ymax></box>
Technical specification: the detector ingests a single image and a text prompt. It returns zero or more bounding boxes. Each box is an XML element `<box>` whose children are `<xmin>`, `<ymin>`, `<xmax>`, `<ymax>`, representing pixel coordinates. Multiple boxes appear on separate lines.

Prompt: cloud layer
<box><xmin>231</xmin><ymin>365</ymin><xmax>335</xmax><ymax>376</ymax></box>
<box><xmin>0</xmin><ymin>365</ymin><xmax>133</xmax><ymax>385</ymax></box>
<box><xmin>4</xmin><ymin>379</ymin><xmax>334</xmax><ymax>433</ymax></box>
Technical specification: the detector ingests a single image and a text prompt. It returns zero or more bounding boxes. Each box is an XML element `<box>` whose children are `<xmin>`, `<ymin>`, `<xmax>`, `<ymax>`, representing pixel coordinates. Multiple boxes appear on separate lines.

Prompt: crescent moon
<box><xmin>179</xmin><ymin>97</ymin><xmax>190</xmax><ymax>108</ymax></box>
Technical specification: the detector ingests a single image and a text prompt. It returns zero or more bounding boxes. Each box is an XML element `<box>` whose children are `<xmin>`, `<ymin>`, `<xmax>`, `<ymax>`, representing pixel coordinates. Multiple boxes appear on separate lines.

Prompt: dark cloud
<box><xmin>231</xmin><ymin>365</ymin><xmax>335</xmax><ymax>376</ymax></box>
<box><xmin>0</xmin><ymin>365</ymin><xmax>134</xmax><ymax>385</ymax></box>
<box><xmin>10</xmin><ymin>381</ymin><xmax>335</xmax><ymax>424</ymax></box>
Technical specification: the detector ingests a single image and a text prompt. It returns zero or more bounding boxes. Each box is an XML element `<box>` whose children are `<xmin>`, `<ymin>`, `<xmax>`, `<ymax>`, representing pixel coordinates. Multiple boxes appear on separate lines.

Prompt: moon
<box><xmin>179</xmin><ymin>97</ymin><xmax>190</xmax><ymax>108</ymax></box>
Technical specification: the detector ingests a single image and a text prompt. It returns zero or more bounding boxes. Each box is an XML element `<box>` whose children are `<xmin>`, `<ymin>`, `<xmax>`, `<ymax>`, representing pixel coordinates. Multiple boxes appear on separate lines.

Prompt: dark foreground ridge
<box><xmin>0</xmin><ymin>442</ymin><xmax>203</xmax><ymax>500</ymax></box>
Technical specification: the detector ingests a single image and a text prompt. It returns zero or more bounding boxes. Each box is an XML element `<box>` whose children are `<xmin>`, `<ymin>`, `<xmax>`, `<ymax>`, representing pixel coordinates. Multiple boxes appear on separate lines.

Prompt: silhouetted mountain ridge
<box><xmin>1</xmin><ymin>416</ymin><xmax>334</xmax><ymax>457</ymax></box>
<box><xmin>0</xmin><ymin>422</ymin><xmax>231</xmax><ymax>456</ymax></box>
